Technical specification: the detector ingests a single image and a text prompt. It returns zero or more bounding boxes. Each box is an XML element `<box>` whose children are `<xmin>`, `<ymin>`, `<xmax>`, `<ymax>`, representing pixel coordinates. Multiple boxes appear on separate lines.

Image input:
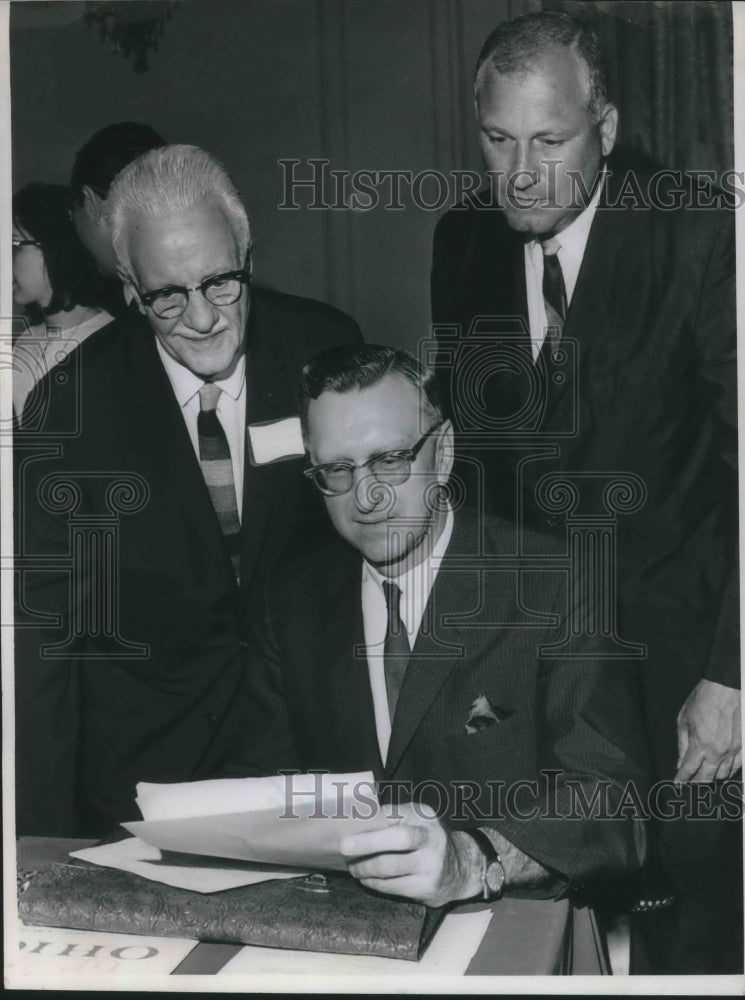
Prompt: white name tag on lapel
<box><xmin>247</xmin><ymin>416</ymin><xmax>305</xmax><ymax>465</ymax></box>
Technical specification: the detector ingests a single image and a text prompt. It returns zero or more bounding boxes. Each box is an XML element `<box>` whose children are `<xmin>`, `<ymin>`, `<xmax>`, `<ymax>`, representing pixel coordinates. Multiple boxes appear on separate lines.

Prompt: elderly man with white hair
<box><xmin>15</xmin><ymin>144</ymin><xmax>361</xmax><ymax>838</ymax></box>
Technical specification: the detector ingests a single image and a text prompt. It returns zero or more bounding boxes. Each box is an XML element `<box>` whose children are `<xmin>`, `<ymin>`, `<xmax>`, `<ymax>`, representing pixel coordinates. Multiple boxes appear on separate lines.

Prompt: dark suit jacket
<box><xmin>14</xmin><ymin>287</ymin><xmax>361</xmax><ymax>836</ymax></box>
<box><xmin>430</xmin><ymin>162</ymin><xmax>738</xmax><ymax>774</ymax></box>
<box><xmin>231</xmin><ymin>509</ymin><xmax>648</xmax><ymax>899</ymax></box>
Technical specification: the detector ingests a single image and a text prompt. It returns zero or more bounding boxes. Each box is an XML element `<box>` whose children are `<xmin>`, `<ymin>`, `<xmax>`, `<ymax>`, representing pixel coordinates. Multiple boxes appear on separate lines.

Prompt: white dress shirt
<box><xmin>361</xmin><ymin>508</ymin><xmax>454</xmax><ymax>762</ymax></box>
<box><xmin>524</xmin><ymin>172</ymin><xmax>605</xmax><ymax>361</ymax></box>
<box><xmin>156</xmin><ymin>341</ymin><xmax>246</xmax><ymax>519</ymax></box>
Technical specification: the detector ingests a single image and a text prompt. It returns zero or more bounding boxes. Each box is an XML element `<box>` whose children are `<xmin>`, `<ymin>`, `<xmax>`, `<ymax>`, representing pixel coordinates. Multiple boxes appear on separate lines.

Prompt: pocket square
<box><xmin>247</xmin><ymin>417</ymin><xmax>305</xmax><ymax>465</ymax></box>
<box><xmin>465</xmin><ymin>694</ymin><xmax>512</xmax><ymax>734</ymax></box>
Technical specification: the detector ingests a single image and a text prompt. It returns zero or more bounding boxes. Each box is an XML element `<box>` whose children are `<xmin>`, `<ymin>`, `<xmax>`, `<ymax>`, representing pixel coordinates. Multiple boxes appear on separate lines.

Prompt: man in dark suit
<box><xmin>15</xmin><ymin>144</ymin><xmax>361</xmax><ymax>837</ymax></box>
<box><xmin>231</xmin><ymin>343</ymin><xmax>647</xmax><ymax>919</ymax></box>
<box><xmin>430</xmin><ymin>11</ymin><xmax>739</xmax><ymax>972</ymax></box>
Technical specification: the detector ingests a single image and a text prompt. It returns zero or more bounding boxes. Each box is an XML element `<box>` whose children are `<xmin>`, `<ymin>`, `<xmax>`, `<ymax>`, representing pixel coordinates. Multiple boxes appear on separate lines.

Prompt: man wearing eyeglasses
<box><xmin>15</xmin><ymin>144</ymin><xmax>361</xmax><ymax>837</ymax></box>
<box><xmin>229</xmin><ymin>343</ymin><xmax>647</xmax><ymax>934</ymax></box>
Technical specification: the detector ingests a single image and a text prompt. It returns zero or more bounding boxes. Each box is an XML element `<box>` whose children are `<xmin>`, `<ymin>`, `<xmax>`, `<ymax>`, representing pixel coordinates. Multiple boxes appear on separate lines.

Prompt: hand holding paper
<box><xmin>341</xmin><ymin>801</ymin><xmax>482</xmax><ymax>907</ymax></box>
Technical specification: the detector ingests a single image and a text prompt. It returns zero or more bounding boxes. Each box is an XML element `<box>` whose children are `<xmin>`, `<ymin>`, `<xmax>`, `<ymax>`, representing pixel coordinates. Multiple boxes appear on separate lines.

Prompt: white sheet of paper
<box><xmin>216</xmin><ymin>909</ymin><xmax>494</xmax><ymax>976</ymax></box>
<box><xmin>11</xmin><ymin>924</ymin><xmax>197</xmax><ymax>977</ymax></box>
<box><xmin>247</xmin><ymin>416</ymin><xmax>305</xmax><ymax>465</ymax></box>
<box><xmin>124</xmin><ymin>805</ymin><xmax>388</xmax><ymax>871</ymax></box>
<box><xmin>127</xmin><ymin>771</ymin><xmax>386</xmax><ymax>871</ymax></box>
<box><xmin>69</xmin><ymin>836</ymin><xmax>305</xmax><ymax>893</ymax></box>
<box><xmin>134</xmin><ymin>770</ymin><xmax>375</xmax><ymax>820</ymax></box>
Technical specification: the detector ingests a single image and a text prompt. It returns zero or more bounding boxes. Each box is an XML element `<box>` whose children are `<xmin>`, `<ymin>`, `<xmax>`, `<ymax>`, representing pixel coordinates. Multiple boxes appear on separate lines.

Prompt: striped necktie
<box><xmin>540</xmin><ymin>236</ymin><xmax>567</xmax><ymax>348</ymax></box>
<box><xmin>382</xmin><ymin>580</ymin><xmax>410</xmax><ymax>724</ymax></box>
<box><xmin>198</xmin><ymin>382</ymin><xmax>241</xmax><ymax>582</ymax></box>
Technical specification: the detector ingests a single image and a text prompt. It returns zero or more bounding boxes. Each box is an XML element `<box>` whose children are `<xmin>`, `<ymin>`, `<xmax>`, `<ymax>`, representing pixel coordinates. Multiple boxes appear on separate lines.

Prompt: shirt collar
<box><xmin>363</xmin><ymin>505</ymin><xmax>454</xmax><ymax>600</ymax></box>
<box><xmin>155</xmin><ymin>338</ymin><xmax>246</xmax><ymax>408</ymax></box>
<box><xmin>531</xmin><ymin>168</ymin><xmax>606</xmax><ymax>264</ymax></box>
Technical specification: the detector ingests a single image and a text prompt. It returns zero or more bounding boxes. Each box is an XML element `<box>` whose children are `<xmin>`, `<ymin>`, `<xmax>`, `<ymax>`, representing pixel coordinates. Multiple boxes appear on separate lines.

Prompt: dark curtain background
<box><xmin>9</xmin><ymin>1</ymin><xmax>735</xmax><ymax>348</ymax></box>
<box><xmin>544</xmin><ymin>0</ymin><xmax>734</xmax><ymax>175</ymax></box>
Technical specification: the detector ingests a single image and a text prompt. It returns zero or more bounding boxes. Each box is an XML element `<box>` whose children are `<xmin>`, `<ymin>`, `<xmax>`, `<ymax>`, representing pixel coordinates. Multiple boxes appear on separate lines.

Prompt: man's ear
<box><xmin>598</xmin><ymin>103</ymin><xmax>618</xmax><ymax>158</ymax></box>
<box><xmin>436</xmin><ymin>419</ymin><xmax>455</xmax><ymax>484</ymax></box>
<box><xmin>82</xmin><ymin>186</ymin><xmax>105</xmax><ymax>222</ymax></box>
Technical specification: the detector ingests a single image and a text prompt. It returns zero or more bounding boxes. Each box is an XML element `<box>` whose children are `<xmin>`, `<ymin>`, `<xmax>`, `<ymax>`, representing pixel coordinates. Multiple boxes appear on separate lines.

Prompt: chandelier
<box><xmin>83</xmin><ymin>1</ymin><xmax>180</xmax><ymax>73</ymax></box>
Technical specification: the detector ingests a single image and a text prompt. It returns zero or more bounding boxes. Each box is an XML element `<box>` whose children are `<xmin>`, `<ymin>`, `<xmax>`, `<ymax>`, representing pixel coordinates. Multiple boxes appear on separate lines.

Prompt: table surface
<box><xmin>16</xmin><ymin>836</ymin><xmax>605</xmax><ymax>975</ymax></box>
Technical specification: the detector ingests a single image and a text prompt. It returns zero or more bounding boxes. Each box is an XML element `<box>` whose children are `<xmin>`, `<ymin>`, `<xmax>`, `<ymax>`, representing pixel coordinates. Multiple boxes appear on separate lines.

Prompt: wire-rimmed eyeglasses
<box><xmin>303</xmin><ymin>420</ymin><xmax>445</xmax><ymax>496</ymax></box>
<box><xmin>135</xmin><ymin>268</ymin><xmax>250</xmax><ymax>320</ymax></box>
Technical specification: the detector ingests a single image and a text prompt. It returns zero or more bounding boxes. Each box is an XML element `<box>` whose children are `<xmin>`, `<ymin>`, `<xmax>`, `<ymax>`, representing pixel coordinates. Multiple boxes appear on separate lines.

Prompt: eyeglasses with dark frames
<box><xmin>12</xmin><ymin>238</ymin><xmax>43</xmax><ymax>255</ymax></box>
<box><xmin>303</xmin><ymin>420</ymin><xmax>445</xmax><ymax>496</ymax></box>
<box><xmin>136</xmin><ymin>268</ymin><xmax>250</xmax><ymax>320</ymax></box>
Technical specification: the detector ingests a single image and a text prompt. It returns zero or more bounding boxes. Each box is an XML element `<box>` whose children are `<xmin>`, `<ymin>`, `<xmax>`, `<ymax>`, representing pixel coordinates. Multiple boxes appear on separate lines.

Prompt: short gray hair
<box><xmin>109</xmin><ymin>144</ymin><xmax>251</xmax><ymax>274</ymax></box>
<box><xmin>474</xmin><ymin>11</ymin><xmax>609</xmax><ymax>122</ymax></box>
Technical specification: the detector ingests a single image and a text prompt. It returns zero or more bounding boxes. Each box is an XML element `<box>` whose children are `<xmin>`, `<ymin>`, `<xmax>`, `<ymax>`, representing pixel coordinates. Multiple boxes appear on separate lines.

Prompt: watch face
<box><xmin>485</xmin><ymin>859</ymin><xmax>506</xmax><ymax>896</ymax></box>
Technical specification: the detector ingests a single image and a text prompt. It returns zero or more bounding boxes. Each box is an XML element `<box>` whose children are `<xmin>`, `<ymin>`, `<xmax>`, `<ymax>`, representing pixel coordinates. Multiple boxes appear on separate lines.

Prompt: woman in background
<box><xmin>12</xmin><ymin>182</ymin><xmax>113</xmax><ymax>422</ymax></box>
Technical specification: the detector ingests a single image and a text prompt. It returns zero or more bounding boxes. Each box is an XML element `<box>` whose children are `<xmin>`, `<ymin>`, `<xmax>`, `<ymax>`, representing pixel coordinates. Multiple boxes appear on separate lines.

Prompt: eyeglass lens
<box><xmin>150</xmin><ymin>274</ymin><xmax>245</xmax><ymax>318</ymax></box>
<box><xmin>317</xmin><ymin>454</ymin><xmax>412</xmax><ymax>495</ymax></box>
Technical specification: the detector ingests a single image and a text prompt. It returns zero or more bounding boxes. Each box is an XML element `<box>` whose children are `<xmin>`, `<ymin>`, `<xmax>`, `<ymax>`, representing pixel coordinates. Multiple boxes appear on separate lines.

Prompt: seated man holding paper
<box><xmin>229</xmin><ymin>343</ymin><xmax>648</xmax><ymax>909</ymax></box>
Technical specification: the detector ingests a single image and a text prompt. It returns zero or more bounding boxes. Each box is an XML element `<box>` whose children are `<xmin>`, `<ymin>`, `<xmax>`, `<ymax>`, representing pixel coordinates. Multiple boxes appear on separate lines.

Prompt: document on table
<box><xmin>120</xmin><ymin>770</ymin><xmax>388</xmax><ymax>876</ymax></box>
<box><xmin>70</xmin><ymin>836</ymin><xmax>306</xmax><ymax>893</ymax></box>
<box><xmin>12</xmin><ymin>925</ymin><xmax>197</xmax><ymax>977</ymax></box>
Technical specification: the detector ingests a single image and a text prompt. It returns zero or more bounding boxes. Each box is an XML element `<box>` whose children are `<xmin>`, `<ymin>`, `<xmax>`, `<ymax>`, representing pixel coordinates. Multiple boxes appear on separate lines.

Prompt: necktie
<box><xmin>382</xmin><ymin>580</ymin><xmax>410</xmax><ymax>724</ymax></box>
<box><xmin>197</xmin><ymin>382</ymin><xmax>241</xmax><ymax>582</ymax></box>
<box><xmin>540</xmin><ymin>236</ymin><xmax>567</xmax><ymax>348</ymax></box>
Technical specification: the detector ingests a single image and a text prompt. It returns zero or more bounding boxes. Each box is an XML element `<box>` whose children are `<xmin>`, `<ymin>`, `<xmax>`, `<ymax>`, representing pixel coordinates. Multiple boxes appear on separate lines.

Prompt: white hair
<box><xmin>108</xmin><ymin>144</ymin><xmax>251</xmax><ymax>274</ymax></box>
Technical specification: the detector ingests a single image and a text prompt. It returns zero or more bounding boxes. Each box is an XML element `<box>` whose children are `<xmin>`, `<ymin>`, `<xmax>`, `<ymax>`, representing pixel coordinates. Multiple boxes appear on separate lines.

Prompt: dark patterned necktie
<box><xmin>382</xmin><ymin>580</ymin><xmax>410</xmax><ymax>723</ymax></box>
<box><xmin>198</xmin><ymin>382</ymin><xmax>241</xmax><ymax>582</ymax></box>
<box><xmin>540</xmin><ymin>236</ymin><xmax>567</xmax><ymax>347</ymax></box>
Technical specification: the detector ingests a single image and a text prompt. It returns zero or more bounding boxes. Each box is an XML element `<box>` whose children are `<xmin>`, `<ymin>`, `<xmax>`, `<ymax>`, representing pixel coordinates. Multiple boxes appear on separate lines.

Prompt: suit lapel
<box><xmin>239</xmin><ymin>292</ymin><xmax>297</xmax><ymax>594</ymax></box>
<box><xmin>461</xmin><ymin>175</ymin><xmax>638</xmax><ymax>428</ymax></box>
<box><xmin>383</xmin><ymin>606</ymin><xmax>469</xmax><ymax>778</ymax></box>
<box><xmin>454</xmin><ymin>210</ymin><xmax>533</xmax><ymax>428</ymax></box>
<box><xmin>122</xmin><ymin>317</ymin><xmax>229</xmax><ymax>559</ymax></box>
<box><xmin>323</xmin><ymin>552</ymin><xmax>384</xmax><ymax>775</ymax></box>
<box><xmin>122</xmin><ymin>301</ymin><xmax>301</xmax><ymax>596</ymax></box>
<box><xmin>466</xmin><ymin>207</ymin><xmax>528</xmax><ymax>332</ymax></box>
<box><xmin>540</xmin><ymin>167</ymin><xmax>636</xmax><ymax>424</ymax></box>
<box><xmin>384</xmin><ymin>513</ymin><xmax>488</xmax><ymax>777</ymax></box>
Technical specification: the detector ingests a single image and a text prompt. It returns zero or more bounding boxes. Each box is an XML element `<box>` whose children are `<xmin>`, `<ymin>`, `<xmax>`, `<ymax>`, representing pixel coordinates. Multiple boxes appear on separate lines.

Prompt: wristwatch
<box><xmin>462</xmin><ymin>828</ymin><xmax>506</xmax><ymax>901</ymax></box>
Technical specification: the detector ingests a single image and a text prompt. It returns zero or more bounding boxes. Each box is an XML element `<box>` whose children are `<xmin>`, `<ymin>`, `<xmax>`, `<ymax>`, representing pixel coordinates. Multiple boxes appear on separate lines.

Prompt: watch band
<box><xmin>461</xmin><ymin>828</ymin><xmax>505</xmax><ymax>901</ymax></box>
